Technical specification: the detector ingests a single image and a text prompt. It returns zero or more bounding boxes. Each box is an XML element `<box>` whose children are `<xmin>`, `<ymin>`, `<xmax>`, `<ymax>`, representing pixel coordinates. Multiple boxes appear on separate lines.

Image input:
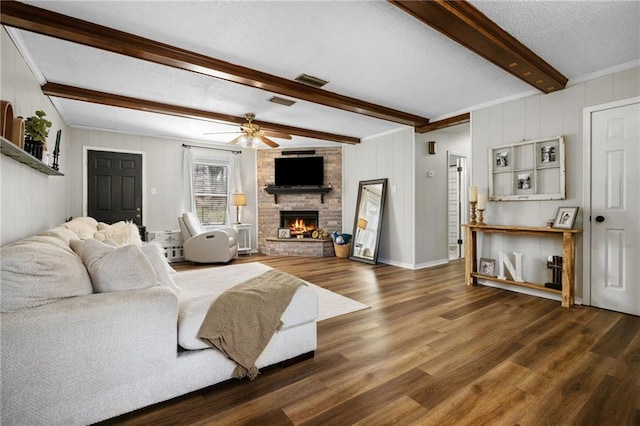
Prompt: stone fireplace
<box><xmin>257</xmin><ymin>147</ymin><xmax>342</xmax><ymax>257</ymax></box>
<box><xmin>280</xmin><ymin>210</ymin><xmax>319</xmax><ymax>238</ymax></box>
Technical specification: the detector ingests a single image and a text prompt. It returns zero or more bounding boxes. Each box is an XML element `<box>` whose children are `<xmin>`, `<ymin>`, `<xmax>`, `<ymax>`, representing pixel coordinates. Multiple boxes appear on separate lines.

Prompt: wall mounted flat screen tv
<box><xmin>275</xmin><ymin>157</ymin><xmax>324</xmax><ymax>186</ymax></box>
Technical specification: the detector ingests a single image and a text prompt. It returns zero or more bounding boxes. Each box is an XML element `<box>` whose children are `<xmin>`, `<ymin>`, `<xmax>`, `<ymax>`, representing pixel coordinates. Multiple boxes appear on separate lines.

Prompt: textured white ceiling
<box><xmin>8</xmin><ymin>1</ymin><xmax>640</xmax><ymax>147</ymax></box>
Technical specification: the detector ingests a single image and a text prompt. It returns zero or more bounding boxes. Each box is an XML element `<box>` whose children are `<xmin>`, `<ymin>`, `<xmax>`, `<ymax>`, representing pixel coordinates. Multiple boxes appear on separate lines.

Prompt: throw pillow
<box><xmin>140</xmin><ymin>242</ymin><xmax>181</xmax><ymax>293</ymax></box>
<box><xmin>70</xmin><ymin>238</ymin><xmax>117</xmax><ymax>258</ymax></box>
<box><xmin>93</xmin><ymin>221</ymin><xmax>142</xmax><ymax>245</ymax></box>
<box><xmin>81</xmin><ymin>239</ymin><xmax>157</xmax><ymax>293</ymax></box>
<box><xmin>0</xmin><ymin>236</ymin><xmax>93</xmax><ymax>312</ymax></box>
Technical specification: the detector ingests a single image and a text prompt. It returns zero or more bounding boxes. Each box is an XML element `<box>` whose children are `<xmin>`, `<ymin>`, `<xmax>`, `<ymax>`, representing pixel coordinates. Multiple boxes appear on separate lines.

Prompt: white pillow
<box><xmin>1</xmin><ymin>236</ymin><xmax>93</xmax><ymax>312</ymax></box>
<box><xmin>140</xmin><ymin>242</ymin><xmax>181</xmax><ymax>293</ymax></box>
<box><xmin>93</xmin><ymin>221</ymin><xmax>142</xmax><ymax>245</ymax></box>
<box><xmin>81</xmin><ymin>239</ymin><xmax>157</xmax><ymax>293</ymax></box>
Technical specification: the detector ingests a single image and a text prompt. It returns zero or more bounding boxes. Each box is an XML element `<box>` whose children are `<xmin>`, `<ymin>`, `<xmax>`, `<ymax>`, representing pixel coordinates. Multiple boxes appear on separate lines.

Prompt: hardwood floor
<box><xmin>104</xmin><ymin>255</ymin><xmax>640</xmax><ymax>425</ymax></box>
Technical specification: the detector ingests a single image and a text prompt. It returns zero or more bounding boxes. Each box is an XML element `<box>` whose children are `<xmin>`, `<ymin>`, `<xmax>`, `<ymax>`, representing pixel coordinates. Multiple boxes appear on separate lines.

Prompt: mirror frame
<box><xmin>349</xmin><ymin>178</ymin><xmax>387</xmax><ymax>264</ymax></box>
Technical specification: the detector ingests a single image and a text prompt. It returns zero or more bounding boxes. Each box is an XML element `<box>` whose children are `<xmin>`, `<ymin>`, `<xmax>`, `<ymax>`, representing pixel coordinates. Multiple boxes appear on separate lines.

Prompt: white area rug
<box><xmin>307</xmin><ymin>282</ymin><xmax>369</xmax><ymax>321</ymax></box>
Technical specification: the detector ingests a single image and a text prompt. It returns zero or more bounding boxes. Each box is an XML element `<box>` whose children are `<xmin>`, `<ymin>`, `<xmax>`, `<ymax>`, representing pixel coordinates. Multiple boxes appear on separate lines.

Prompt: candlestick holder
<box><xmin>52</xmin><ymin>151</ymin><xmax>59</xmax><ymax>171</ymax></box>
<box><xmin>470</xmin><ymin>201</ymin><xmax>477</xmax><ymax>225</ymax></box>
<box><xmin>477</xmin><ymin>208</ymin><xmax>486</xmax><ymax>226</ymax></box>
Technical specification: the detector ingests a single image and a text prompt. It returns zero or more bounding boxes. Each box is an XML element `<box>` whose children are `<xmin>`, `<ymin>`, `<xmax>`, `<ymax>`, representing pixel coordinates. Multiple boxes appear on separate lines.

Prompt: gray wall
<box><xmin>343</xmin><ymin>128</ymin><xmax>415</xmax><ymax>268</ymax></box>
<box><xmin>415</xmin><ymin>124</ymin><xmax>471</xmax><ymax>268</ymax></box>
<box><xmin>1</xmin><ymin>29</ymin><xmax>69</xmax><ymax>245</ymax></box>
<box><xmin>471</xmin><ymin>66</ymin><xmax>640</xmax><ymax>301</ymax></box>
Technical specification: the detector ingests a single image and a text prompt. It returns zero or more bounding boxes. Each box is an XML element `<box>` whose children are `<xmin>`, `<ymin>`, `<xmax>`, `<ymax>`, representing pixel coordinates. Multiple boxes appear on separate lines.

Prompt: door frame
<box><xmin>446</xmin><ymin>151</ymin><xmax>469</xmax><ymax>260</ymax></box>
<box><xmin>82</xmin><ymin>146</ymin><xmax>147</xmax><ymax>226</ymax></box>
<box><xmin>581</xmin><ymin>96</ymin><xmax>639</xmax><ymax>306</ymax></box>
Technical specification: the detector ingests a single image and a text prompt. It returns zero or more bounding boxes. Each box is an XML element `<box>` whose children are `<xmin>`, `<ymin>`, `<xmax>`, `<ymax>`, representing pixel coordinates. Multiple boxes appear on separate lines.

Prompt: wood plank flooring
<box><xmin>101</xmin><ymin>255</ymin><xmax>640</xmax><ymax>425</ymax></box>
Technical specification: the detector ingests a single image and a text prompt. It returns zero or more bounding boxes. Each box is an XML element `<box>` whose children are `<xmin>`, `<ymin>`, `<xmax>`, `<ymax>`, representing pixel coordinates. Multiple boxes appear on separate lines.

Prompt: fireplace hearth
<box><xmin>280</xmin><ymin>210</ymin><xmax>319</xmax><ymax>238</ymax></box>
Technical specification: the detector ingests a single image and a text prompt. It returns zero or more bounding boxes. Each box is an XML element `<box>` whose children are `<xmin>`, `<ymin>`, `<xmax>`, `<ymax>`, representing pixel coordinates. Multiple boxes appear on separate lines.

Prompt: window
<box><xmin>192</xmin><ymin>161</ymin><xmax>229</xmax><ymax>225</ymax></box>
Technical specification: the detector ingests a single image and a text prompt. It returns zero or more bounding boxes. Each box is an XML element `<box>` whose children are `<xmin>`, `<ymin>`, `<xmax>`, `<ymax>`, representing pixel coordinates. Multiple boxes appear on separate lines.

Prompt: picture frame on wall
<box><xmin>479</xmin><ymin>258</ymin><xmax>496</xmax><ymax>276</ymax></box>
<box><xmin>552</xmin><ymin>207</ymin><xmax>579</xmax><ymax>229</ymax></box>
<box><xmin>489</xmin><ymin>136</ymin><xmax>566</xmax><ymax>201</ymax></box>
<box><xmin>495</xmin><ymin>150</ymin><xmax>509</xmax><ymax>168</ymax></box>
<box><xmin>277</xmin><ymin>227</ymin><xmax>291</xmax><ymax>239</ymax></box>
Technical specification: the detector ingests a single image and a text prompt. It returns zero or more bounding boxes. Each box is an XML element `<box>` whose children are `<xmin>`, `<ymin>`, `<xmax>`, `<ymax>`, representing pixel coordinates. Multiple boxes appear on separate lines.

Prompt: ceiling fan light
<box><xmin>251</xmin><ymin>136</ymin><xmax>262</xmax><ymax>146</ymax></box>
<box><xmin>238</xmin><ymin>134</ymin><xmax>249</xmax><ymax>145</ymax></box>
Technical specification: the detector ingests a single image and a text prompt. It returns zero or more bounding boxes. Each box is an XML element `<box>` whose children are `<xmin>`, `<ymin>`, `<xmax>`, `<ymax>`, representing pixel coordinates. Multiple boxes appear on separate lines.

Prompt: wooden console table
<box><xmin>464</xmin><ymin>224</ymin><xmax>582</xmax><ymax>308</ymax></box>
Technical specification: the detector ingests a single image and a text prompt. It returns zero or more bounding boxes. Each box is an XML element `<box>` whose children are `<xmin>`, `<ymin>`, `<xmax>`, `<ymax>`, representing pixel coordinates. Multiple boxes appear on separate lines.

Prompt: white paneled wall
<box><xmin>471</xmin><ymin>66</ymin><xmax>640</xmax><ymax>301</ymax></box>
<box><xmin>343</xmin><ymin>128</ymin><xmax>415</xmax><ymax>268</ymax></box>
<box><xmin>1</xmin><ymin>29</ymin><xmax>69</xmax><ymax>244</ymax></box>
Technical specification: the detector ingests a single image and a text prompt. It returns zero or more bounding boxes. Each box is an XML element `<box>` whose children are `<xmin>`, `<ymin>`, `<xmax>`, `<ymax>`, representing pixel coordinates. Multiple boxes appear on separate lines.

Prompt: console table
<box><xmin>464</xmin><ymin>224</ymin><xmax>582</xmax><ymax>308</ymax></box>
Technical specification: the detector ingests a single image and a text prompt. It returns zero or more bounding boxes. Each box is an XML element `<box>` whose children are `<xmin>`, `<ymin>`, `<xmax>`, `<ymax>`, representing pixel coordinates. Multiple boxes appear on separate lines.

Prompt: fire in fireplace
<box><xmin>280</xmin><ymin>210</ymin><xmax>319</xmax><ymax>238</ymax></box>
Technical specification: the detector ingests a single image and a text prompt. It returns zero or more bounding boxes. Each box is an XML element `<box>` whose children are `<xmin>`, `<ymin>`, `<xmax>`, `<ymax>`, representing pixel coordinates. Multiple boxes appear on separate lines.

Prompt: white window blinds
<box><xmin>192</xmin><ymin>162</ymin><xmax>229</xmax><ymax>225</ymax></box>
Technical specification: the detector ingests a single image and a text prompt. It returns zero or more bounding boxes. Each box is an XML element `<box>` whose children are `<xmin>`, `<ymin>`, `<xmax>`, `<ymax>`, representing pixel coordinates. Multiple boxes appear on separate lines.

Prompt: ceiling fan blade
<box><xmin>260</xmin><ymin>136</ymin><xmax>279</xmax><ymax>148</ymax></box>
<box><xmin>227</xmin><ymin>135</ymin><xmax>245</xmax><ymax>145</ymax></box>
<box><xmin>262</xmin><ymin>130</ymin><xmax>292</xmax><ymax>140</ymax></box>
<box><xmin>203</xmin><ymin>131</ymin><xmax>242</xmax><ymax>135</ymax></box>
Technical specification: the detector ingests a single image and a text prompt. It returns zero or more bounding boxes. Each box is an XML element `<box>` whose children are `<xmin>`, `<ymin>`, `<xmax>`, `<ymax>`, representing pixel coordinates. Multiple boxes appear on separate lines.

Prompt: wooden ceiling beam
<box><xmin>2</xmin><ymin>1</ymin><xmax>430</xmax><ymax>128</ymax></box>
<box><xmin>416</xmin><ymin>113</ymin><xmax>470</xmax><ymax>133</ymax></box>
<box><xmin>41</xmin><ymin>83</ymin><xmax>360</xmax><ymax>144</ymax></box>
<box><xmin>389</xmin><ymin>0</ymin><xmax>568</xmax><ymax>94</ymax></box>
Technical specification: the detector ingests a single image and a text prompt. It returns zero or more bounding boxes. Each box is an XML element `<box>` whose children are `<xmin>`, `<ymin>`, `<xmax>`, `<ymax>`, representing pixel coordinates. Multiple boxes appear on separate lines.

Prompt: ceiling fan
<box><xmin>205</xmin><ymin>113</ymin><xmax>292</xmax><ymax>148</ymax></box>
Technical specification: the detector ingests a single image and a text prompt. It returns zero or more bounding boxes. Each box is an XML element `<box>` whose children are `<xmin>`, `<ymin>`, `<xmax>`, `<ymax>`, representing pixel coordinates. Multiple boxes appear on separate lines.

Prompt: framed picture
<box><xmin>552</xmin><ymin>207</ymin><xmax>579</xmax><ymax>229</ymax></box>
<box><xmin>277</xmin><ymin>227</ymin><xmax>291</xmax><ymax>239</ymax></box>
<box><xmin>489</xmin><ymin>136</ymin><xmax>566</xmax><ymax>201</ymax></box>
<box><xmin>517</xmin><ymin>173</ymin><xmax>531</xmax><ymax>190</ymax></box>
<box><xmin>495</xmin><ymin>150</ymin><xmax>509</xmax><ymax>168</ymax></box>
<box><xmin>479</xmin><ymin>258</ymin><xmax>496</xmax><ymax>276</ymax></box>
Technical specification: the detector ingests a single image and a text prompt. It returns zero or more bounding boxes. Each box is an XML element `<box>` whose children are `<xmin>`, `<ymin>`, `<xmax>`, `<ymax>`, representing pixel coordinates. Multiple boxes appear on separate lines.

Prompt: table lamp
<box><xmin>232</xmin><ymin>193</ymin><xmax>246</xmax><ymax>224</ymax></box>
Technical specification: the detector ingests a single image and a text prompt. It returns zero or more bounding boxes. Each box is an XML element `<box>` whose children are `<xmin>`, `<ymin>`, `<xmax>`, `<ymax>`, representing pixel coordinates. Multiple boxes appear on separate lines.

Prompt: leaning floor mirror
<box><xmin>350</xmin><ymin>178</ymin><xmax>387</xmax><ymax>264</ymax></box>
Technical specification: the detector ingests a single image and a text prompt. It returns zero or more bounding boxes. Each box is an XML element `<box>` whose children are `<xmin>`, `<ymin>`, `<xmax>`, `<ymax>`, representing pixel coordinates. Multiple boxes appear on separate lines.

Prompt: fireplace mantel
<box><xmin>264</xmin><ymin>185</ymin><xmax>332</xmax><ymax>204</ymax></box>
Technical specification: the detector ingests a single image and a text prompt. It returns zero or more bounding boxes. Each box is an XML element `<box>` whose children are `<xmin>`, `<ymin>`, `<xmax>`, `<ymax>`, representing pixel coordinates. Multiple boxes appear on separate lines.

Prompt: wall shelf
<box><xmin>264</xmin><ymin>185</ymin><xmax>332</xmax><ymax>204</ymax></box>
<box><xmin>0</xmin><ymin>136</ymin><xmax>63</xmax><ymax>176</ymax></box>
<box><xmin>463</xmin><ymin>224</ymin><xmax>582</xmax><ymax>308</ymax></box>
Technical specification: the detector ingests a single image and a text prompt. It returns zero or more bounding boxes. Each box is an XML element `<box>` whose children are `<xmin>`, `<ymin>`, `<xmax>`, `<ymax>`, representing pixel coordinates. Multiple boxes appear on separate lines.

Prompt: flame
<box><xmin>289</xmin><ymin>218</ymin><xmax>316</xmax><ymax>235</ymax></box>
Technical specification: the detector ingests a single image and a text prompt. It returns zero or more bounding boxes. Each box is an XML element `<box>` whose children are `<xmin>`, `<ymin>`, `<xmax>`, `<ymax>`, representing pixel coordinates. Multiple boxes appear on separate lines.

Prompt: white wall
<box><xmin>471</xmin><ymin>66</ymin><xmax>640</xmax><ymax>301</ymax></box>
<box><xmin>415</xmin><ymin>124</ymin><xmax>471</xmax><ymax>268</ymax></box>
<box><xmin>1</xmin><ymin>29</ymin><xmax>69</xmax><ymax>245</ymax></box>
<box><xmin>67</xmin><ymin>128</ymin><xmax>258</xmax><ymax>247</ymax></box>
<box><xmin>343</xmin><ymin>127</ymin><xmax>415</xmax><ymax>267</ymax></box>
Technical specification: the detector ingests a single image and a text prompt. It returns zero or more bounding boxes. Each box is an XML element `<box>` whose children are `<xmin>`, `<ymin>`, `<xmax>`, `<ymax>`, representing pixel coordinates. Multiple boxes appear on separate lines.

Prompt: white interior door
<box><xmin>590</xmin><ymin>102</ymin><xmax>639</xmax><ymax>316</ymax></box>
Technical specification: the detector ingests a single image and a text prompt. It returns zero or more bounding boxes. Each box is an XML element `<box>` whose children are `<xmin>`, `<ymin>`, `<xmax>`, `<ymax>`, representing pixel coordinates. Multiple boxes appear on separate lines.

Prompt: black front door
<box><xmin>87</xmin><ymin>150</ymin><xmax>143</xmax><ymax>225</ymax></box>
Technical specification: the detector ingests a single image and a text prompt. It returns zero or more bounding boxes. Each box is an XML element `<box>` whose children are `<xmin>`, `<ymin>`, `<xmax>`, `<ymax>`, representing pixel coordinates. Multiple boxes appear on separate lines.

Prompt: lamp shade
<box><xmin>357</xmin><ymin>218</ymin><xmax>368</xmax><ymax>230</ymax></box>
<box><xmin>232</xmin><ymin>193</ymin><xmax>247</xmax><ymax>207</ymax></box>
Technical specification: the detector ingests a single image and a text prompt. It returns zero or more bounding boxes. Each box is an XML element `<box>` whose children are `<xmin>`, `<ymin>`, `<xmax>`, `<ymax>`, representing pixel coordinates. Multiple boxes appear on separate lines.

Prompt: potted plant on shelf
<box><xmin>20</xmin><ymin>110</ymin><xmax>52</xmax><ymax>160</ymax></box>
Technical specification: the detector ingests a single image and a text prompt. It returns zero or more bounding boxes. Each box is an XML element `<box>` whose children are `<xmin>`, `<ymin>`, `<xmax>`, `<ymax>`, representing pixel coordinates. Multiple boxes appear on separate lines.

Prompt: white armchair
<box><xmin>178</xmin><ymin>212</ymin><xmax>238</xmax><ymax>263</ymax></box>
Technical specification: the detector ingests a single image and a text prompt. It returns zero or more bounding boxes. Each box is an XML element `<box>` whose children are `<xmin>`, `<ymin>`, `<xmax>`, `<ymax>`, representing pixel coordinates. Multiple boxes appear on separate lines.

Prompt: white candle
<box><xmin>477</xmin><ymin>192</ymin><xmax>487</xmax><ymax>209</ymax></box>
<box><xmin>469</xmin><ymin>186</ymin><xmax>478</xmax><ymax>202</ymax></box>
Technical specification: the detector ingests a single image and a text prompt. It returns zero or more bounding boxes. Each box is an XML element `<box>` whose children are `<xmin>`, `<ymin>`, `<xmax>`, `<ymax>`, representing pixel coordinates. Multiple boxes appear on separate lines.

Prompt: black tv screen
<box><xmin>275</xmin><ymin>157</ymin><xmax>324</xmax><ymax>186</ymax></box>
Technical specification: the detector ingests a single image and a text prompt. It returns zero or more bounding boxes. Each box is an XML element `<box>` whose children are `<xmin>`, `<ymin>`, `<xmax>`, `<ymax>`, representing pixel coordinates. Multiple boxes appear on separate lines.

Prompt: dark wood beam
<box><xmin>416</xmin><ymin>113</ymin><xmax>470</xmax><ymax>133</ymax></box>
<box><xmin>41</xmin><ymin>83</ymin><xmax>360</xmax><ymax>144</ymax></box>
<box><xmin>389</xmin><ymin>0</ymin><xmax>568</xmax><ymax>93</ymax></box>
<box><xmin>2</xmin><ymin>0</ymin><xmax>430</xmax><ymax>128</ymax></box>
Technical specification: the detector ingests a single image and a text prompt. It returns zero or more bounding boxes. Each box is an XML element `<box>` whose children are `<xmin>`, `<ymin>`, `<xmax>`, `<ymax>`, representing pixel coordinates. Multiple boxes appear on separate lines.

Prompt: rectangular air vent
<box><xmin>294</xmin><ymin>73</ymin><xmax>329</xmax><ymax>88</ymax></box>
<box><xmin>268</xmin><ymin>96</ymin><xmax>296</xmax><ymax>107</ymax></box>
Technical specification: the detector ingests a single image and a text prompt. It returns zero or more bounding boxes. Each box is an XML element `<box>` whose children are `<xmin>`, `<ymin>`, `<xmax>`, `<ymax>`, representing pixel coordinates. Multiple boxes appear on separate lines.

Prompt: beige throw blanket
<box><xmin>197</xmin><ymin>269</ymin><xmax>306</xmax><ymax>380</ymax></box>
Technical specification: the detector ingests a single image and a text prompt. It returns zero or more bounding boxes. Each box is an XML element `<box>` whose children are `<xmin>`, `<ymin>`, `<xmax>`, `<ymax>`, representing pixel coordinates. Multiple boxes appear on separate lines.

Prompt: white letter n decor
<box><xmin>497</xmin><ymin>252</ymin><xmax>524</xmax><ymax>282</ymax></box>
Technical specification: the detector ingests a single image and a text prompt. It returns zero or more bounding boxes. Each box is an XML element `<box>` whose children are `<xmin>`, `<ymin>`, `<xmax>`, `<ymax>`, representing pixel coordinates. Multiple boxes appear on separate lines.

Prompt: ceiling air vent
<box><xmin>268</xmin><ymin>96</ymin><xmax>296</xmax><ymax>107</ymax></box>
<box><xmin>294</xmin><ymin>73</ymin><xmax>329</xmax><ymax>88</ymax></box>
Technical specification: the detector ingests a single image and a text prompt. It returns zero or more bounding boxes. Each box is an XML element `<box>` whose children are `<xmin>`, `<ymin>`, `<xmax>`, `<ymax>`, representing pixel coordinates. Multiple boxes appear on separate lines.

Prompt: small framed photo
<box><xmin>553</xmin><ymin>207</ymin><xmax>579</xmax><ymax>229</ymax></box>
<box><xmin>517</xmin><ymin>173</ymin><xmax>531</xmax><ymax>190</ymax></box>
<box><xmin>277</xmin><ymin>227</ymin><xmax>291</xmax><ymax>239</ymax></box>
<box><xmin>495</xmin><ymin>150</ymin><xmax>509</xmax><ymax>168</ymax></box>
<box><xmin>479</xmin><ymin>258</ymin><xmax>496</xmax><ymax>276</ymax></box>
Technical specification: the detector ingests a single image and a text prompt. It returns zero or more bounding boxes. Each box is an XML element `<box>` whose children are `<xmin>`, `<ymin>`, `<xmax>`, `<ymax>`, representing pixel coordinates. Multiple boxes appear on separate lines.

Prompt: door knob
<box><xmin>135</xmin><ymin>214</ymin><xmax>141</xmax><ymax>219</ymax></box>
<box><xmin>595</xmin><ymin>215</ymin><xmax>605</xmax><ymax>223</ymax></box>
